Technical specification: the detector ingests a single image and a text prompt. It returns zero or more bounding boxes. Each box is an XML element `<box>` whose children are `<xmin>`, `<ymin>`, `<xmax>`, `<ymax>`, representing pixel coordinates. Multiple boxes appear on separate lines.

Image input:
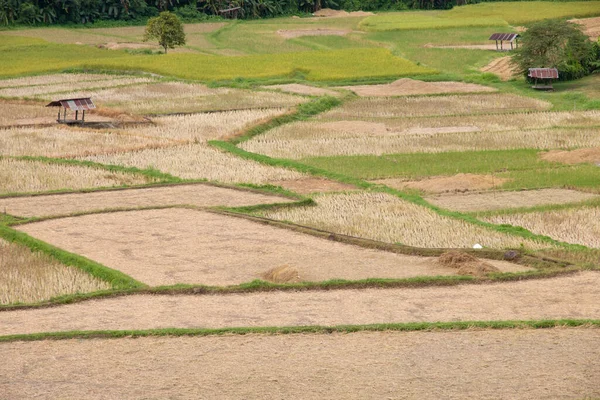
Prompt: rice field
<box><xmin>262</xmin><ymin>192</ymin><xmax>547</xmax><ymax>249</ymax></box>
<box><xmin>0</xmin><ymin>73</ymin><xmax>137</xmax><ymax>89</ymax></box>
<box><xmin>241</xmin><ymin>126</ymin><xmax>600</xmax><ymax>158</ymax></box>
<box><xmin>319</xmin><ymin>94</ymin><xmax>551</xmax><ymax>119</ymax></box>
<box><xmin>485</xmin><ymin>207</ymin><xmax>600</xmax><ymax>248</ymax></box>
<box><xmin>0</xmin><ymin>100</ymin><xmax>50</xmax><ymax>125</ymax></box>
<box><xmin>135</xmin><ymin>109</ymin><xmax>289</xmax><ymax>142</ymax></box>
<box><xmin>0</xmin><ymin>126</ymin><xmax>173</xmax><ymax>158</ymax></box>
<box><xmin>81</xmin><ymin>144</ymin><xmax>306</xmax><ymax>184</ymax></box>
<box><xmin>0</xmin><ymin>158</ymin><xmax>151</xmax><ymax>195</ymax></box>
<box><xmin>0</xmin><ymin>239</ymin><xmax>110</xmax><ymax>305</ymax></box>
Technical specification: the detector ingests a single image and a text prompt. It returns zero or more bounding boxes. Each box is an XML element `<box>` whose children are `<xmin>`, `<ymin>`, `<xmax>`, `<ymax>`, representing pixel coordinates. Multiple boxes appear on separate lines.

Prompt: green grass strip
<box><xmin>0</xmin><ymin>224</ymin><xmax>145</xmax><ymax>290</ymax></box>
<box><xmin>2</xmin><ymin>319</ymin><xmax>598</xmax><ymax>343</ymax></box>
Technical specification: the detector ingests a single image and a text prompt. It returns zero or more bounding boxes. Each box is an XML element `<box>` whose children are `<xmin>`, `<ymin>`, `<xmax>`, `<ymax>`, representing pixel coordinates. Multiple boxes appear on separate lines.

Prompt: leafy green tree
<box><xmin>511</xmin><ymin>19</ymin><xmax>597</xmax><ymax>81</ymax></box>
<box><xmin>143</xmin><ymin>11</ymin><xmax>186</xmax><ymax>53</ymax></box>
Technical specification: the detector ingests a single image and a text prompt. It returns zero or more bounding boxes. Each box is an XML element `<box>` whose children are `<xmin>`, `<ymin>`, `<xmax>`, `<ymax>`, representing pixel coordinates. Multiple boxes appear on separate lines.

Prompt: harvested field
<box><xmin>0</xmin><ymin>239</ymin><xmax>110</xmax><ymax>305</ymax></box>
<box><xmin>0</xmin><ymin>184</ymin><xmax>293</xmax><ymax>218</ymax></box>
<box><xmin>0</xmin><ymin>125</ymin><xmax>172</xmax><ymax>158</ymax></box>
<box><xmin>337</xmin><ymin>78</ymin><xmax>496</xmax><ymax>97</ymax></box>
<box><xmin>375</xmin><ymin>174</ymin><xmax>509</xmax><ymax>193</ymax></box>
<box><xmin>0</xmin><ymin>73</ymin><xmax>138</xmax><ymax>89</ymax></box>
<box><xmin>1</xmin><ymin>272</ymin><xmax>599</xmax><ymax>335</ymax></box>
<box><xmin>277</xmin><ymin>28</ymin><xmax>350</xmax><ymax>39</ymax></box>
<box><xmin>0</xmin><ymin>100</ymin><xmax>52</xmax><ymax>126</ymax></box>
<box><xmin>570</xmin><ymin>16</ymin><xmax>600</xmax><ymax>40</ymax></box>
<box><xmin>81</xmin><ymin>144</ymin><xmax>306</xmax><ymax>184</ymax></box>
<box><xmin>268</xmin><ymin>178</ymin><xmax>358</xmax><ymax>194</ymax></box>
<box><xmin>0</xmin><ymin>158</ymin><xmax>150</xmax><ymax>195</ymax></box>
<box><xmin>485</xmin><ymin>207</ymin><xmax>600</xmax><ymax>248</ymax></box>
<box><xmin>263</xmin><ymin>192</ymin><xmax>547</xmax><ymax>249</ymax></box>
<box><xmin>427</xmin><ymin>43</ymin><xmax>500</xmax><ymax>50</ymax></box>
<box><xmin>481</xmin><ymin>56</ymin><xmax>517</xmax><ymax>80</ymax></box>
<box><xmin>56</xmin><ymin>82</ymin><xmax>306</xmax><ymax>115</ymax></box>
<box><xmin>313</xmin><ymin>8</ymin><xmax>373</xmax><ymax>17</ymax></box>
<box><xmin>541</xmin><ymin>147</ymin><xmax>600</xmax><ymax>165</ymax></box>
<box><xmin>15</xmin><ymin>208</ymin><xmax>526</xmax><ymax>286</ymax></box>
<box><xmin>0</xmin><ymin>76</ymin><xmax>153</xmax><ymax>98</ymax></box>
<box><xmin>2</xmin><ymin>329</ymin><xmax>599</xmax><ymax>399</ymax></box>
<box><xmin>134</xmin><ymin>108</ymin><xmax>288</xmax><ymax>142</ymax></box>
<box><xmin>320</xmin><ymin>94</ymin><xmax>551</xmax><ymax>119</ymax></box>
<box><xmin>261</xmin><ymin>83</ymin><xmax>340</xmax><ymax>97</ymax></box>
<box><xmin>437</xmin><ymin>250</ymin><xmax>499</xmax><ymax>276</ymax></box>
<box><xmin>427</xmin><ymin>188</ymin><xmax>600</xmax><ymax>212</ymax></box>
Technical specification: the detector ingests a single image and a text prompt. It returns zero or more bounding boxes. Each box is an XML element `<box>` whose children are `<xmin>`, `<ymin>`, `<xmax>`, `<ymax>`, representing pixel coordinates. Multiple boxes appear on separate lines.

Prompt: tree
<box><xmin>143</xmin><ymin>11</ymin><xmax>186</xmax><ymax>53</ymax></box>
<box><xmin>511</xmin><ymin>19</ymin><xmax>597</xmax><ymax>81</ymax></box>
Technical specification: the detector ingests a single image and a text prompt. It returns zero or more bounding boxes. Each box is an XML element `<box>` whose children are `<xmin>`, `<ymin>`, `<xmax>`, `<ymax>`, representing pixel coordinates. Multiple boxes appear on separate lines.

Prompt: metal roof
<box><xmin>489</xmin><ymin>33</ymin><xmax>520</xmax><ymax>41</ymax></box>
<box><xmin>46</xmin><ymin>98</ymin><xmax>96</xmax><ymax>111</ymax></box>
<box><xmin>528</xmin><ymin>68</ymin><xmax>559</xmax><ymax>79</ymax></box>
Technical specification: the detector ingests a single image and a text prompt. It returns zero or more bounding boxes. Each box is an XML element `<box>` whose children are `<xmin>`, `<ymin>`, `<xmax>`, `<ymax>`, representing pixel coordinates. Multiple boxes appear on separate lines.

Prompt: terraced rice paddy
<box><xmin>485</xmin><ymin>207</ymin><xmax>600</xmax><ymax>248</ymax></box>
<box><xmin>16</xmin><ymin>208</ymin><xmax>527</xmax><ymax>286</ymax></box>
<box><xmin>337</xmin><ymin>78</ymin><xmax>497</xmax><ymax>96</ymax></box>
<box><xmin>0</xmin><ymin>158</ymin><xmax>150</xmax><ymax>195</ymax></box>
<box><xmin>263</xmin><ymin>192</ymin><xmax>547</xmax><ymax>249</ymax></box>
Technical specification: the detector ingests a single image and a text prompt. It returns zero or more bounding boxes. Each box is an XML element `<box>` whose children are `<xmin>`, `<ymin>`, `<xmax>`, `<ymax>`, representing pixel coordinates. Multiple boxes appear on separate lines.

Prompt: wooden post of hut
<box><xmin>46</xmin><ymin>97</ymin><xmax>96</xmax><ymax>126</ymax></box>
<box><xmin>528</xmin><ymin>68</ymin><xmax>559</xmax><ymax>91</ymax></box>
<box><xmin>488</xmin><ymin>33</ymin><xmax>520</xmax><ymax>51</ymax></box>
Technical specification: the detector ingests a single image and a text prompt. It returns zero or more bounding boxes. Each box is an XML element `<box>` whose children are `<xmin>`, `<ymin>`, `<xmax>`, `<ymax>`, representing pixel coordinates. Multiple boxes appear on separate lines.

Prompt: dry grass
<box><xmin>485</xmin><ymin>207</ymin><xmax>600</xmax><ymax>248</ymax></box>
<box><xmin>0</xmin><ymin>158</ymin><xmax>150</xmax><ymax>195</ymax></box>
<box><xmin>427</xmin><ymin>189</ymin><xmax>600</xmax><ymax>212</ymax></box>
<box><xmin>242</xmin><ymin>125</ymin><xmax>600</xmax><ymax>158</ymax></box>
<box><xmin>135</xmin><ymin>108</ymin><xmax>288</xmax><ymax>142</ymax></box>
<box><xmin>0</xmin><ymin>77</ymin><xmax>154</xmax><ymax>98</ymax></box>
<box><xmin>437</xmin><ymin>250</ymin><xmax>499</xmax><ymax>276</ymax></box>
<box><xmin>260</xmin><ymin>265</ymin><xmax>301</xmax><ymax>283</ymax></box>
<box><xmin>319</xmin><ymin>94</ymin><xmax>551</xmax><ymax>119</ymax></box>
<box><xmin>0</xmin><ymin>100</ymin><xmax>50</xmax><ymax>125</ymax></box>
<box><xmin>263</xmin><ymin>192</ymin><xmax>548</xmax><ymax>249</ymax></box>
<box><xmin>54</xmin><ymin>82</ymin><xmax>307</xmax><ymax>114</ymax></box>
<box><xmin>0</xmin><ymin>73</ymin><xmax>133</xmax><ymax>89</ymax></box>
<box><xmin>0</xmin><ymin>239</ymin><xmax>110</xmax><ymax>305</ymax></box>
<box><xmin>0</xmin><ymin>125</ymin><xmax>173</xmax><ymax>158</ymax></box>
<box><xmin>337</xmin><ymin>78</ymin><xmax>497</xmax><ymax>97</ymax></box>
<box><xmin>81</xmin><ymin>144</ymin><xmax>306</xmax><ymax>184</ymax></box>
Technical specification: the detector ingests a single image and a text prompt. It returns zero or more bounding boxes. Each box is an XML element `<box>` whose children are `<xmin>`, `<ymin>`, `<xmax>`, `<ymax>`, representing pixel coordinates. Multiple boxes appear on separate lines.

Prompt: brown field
<box><xmin>0</xmin><ymin>239</ymin><xmax>110</xmax><ymax>305</ymax></box>
<box><xmin>0</xmin><ymin>184</ymin><xmax>293</xmax><ymax>218</ymax></box>
<box><xmin>0</xmin><ymin>125</ymin><xmax>173</xmax><ymax>158</ymax></box>
<box><xmin>262</xmin><ymin>83</ymin><xmax>341</xmax><ymax>97</ymax></box>
<box><xmin>319</xmin><ymin>94</ymin><xmax>551</xmax><ymax>119</ymax></box>
<box><xmin>481</xmin><ymin>56</ymin><xmax>517</xmax><ymax>80</ymax></box>
<box><xmin>1</xmin><ymin>272</ymin><xmax>598</xmax><ymax>335</ymax></box>
<box><xmin>0</xmin><ymin>73</ymin><xmax>136</xmax><ymax>88</ymax></box>
<box><xmin>0</xmin><ymin>158</ymin><xmax>150</xmax><ymax>195</ymax></box>
<box><xmin>374</xmin><ymin>174</ymin><xmax>510</xmax><ymax>193</ymax></box>
<box><xmin>541</xmin><ymin>147</ymin><xmax>600</xmax><ymax>165</ymax></box>
<box><xmin>427</xmin><ymin>188</ymin><xmax>600</xmax><ymax>212</ymax></box>
<box><xmin>0</xmin><ymin>100</ymin><xmax>53</xmax><ymax>126</ymax></box>
<box><xmin>338</xmin><ymin>78</ymin><xmax>496</xmax><ymax>96</ymax></box>
<box><xmin>2</xmin><ymin>329</ymin><xmax>599</xmax><ymax>399</ymax></box>
<box><xmin>263</xmin><ymin>192</ymin><xmax>547</xmax><ymax>249</ymax></box>
<box><xmin>53</xmin><ymin>82</ymin><xmax>307</xmax><ymax>115</ymax></box>
<box><xmin>81</xmin><ymin>144</ymin><xmax>306</xmax><ymax>184</ymax></box>
<box><xmin>485</xmin><ymin>207</ymin><xmax>600</xmax><ymax>248</ymax></box>
<box><xmin>313</xmin><ymin>8</ymin><xmax>373</xmax><ymax>17</ymax></box>
<box><xmin>16</xmin><ymin>208</ymin><xmax>526</xmax><ymax>286</ymax></box>
<box><xmin>570</xmin><ymin>16</ymin><xmax>600</xmax><ymax>40</ymax></box>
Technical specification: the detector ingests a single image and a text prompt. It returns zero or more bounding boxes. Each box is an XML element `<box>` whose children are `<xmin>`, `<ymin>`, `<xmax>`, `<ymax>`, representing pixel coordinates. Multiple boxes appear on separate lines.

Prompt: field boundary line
<box><xmin>2</xmin><ymin>319</ymin><xmax>599</xmax><ymax>343</ymax></box>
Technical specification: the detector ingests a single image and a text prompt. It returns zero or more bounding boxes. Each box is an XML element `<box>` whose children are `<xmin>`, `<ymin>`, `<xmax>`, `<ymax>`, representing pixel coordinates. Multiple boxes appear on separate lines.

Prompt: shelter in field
<box><xmin>528</xmin><ymin>68</ymin><xmax>559</xmax><ymax>90</ymax></box>
<box><xmin>488</xmin><ymin>33</ymin><xmax>520</xmax><ymax>51</ymax></box>
<box><xmin>218</xmin><ymin>6</ymin><xmax>241</xmax><ymax>19</ymax></box>
<box><xmin>46</xmin><ymin>97</ymin><xmax>96</xmax><ymax>125</ymax></box>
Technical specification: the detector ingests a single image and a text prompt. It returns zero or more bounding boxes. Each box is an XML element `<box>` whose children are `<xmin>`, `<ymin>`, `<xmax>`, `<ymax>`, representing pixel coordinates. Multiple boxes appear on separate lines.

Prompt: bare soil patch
<box><xmin>269</xmin><ymin>177</ymin><xmax>358</xmax><ymax>194</ymax></box>
<box><xmin>277</xmin><ymin>28</ymin><xmax>350</xmax><ymax>39</ymax></box>
<box><xmin>312</xmin><ymin>8</ymin><xmax>373</xmax><ymax>17</ymax></box>
<box><xmin>374</xmin><ymin>174</ymin><xmax>510</xmax><ymax>194</ymax></box>
<box><xmin>15</xmin><ymin>208</ymin><xmax>522</xmax><ymax>286</ymax></box>
<box><xmin>570</xmin><ymin>16</ymin><xmax>600</xmax><ymax>41</ymax></box>
<box><xmin>481</xmin><ymin>56</ymin><xmax>517</xmax><ymax>81</ymax></box>
<box><xmin>261</xmin><ymin>83</ymin><xmax>340</xmax><ymax>97</ymax></box>
<box><xmin>427</xmin><ymin>188</ymin><xmax>600</xmax><ymax>212</ymax></box>
<box><xmin>541</xmin><ymin>148</ymin><xmax>600</xmax><ymax>165</ymax></box>
<box><xmin>100</xmin><ymin>42</ymin><xmax>156</xmax><ymax>50</ymax></box>
<box><xmin>338</xmin><ymin>78</ymin><xmax>496</xmax><ymax>97</ymax></box>
<box><xmin>1</xmin><ymin>272</ymin><xmax>598</xmax><ymax>335</ymax></box>
<box><xmin>2</xmin><ymin>329</ymin><xmax>599</xmax><ymax>400</ymax></box>
<box><xmin>0</xmin><ymin>184</ymin><xmax>292</xmax><ymax>218</ymax></box>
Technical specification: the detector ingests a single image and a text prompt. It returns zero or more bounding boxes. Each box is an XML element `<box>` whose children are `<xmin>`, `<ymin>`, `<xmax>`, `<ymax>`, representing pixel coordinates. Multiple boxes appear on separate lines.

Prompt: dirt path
<box><xmin>1</xmin><ymin>272</ymin><xmax>598</xmax><ymax>335</ymax></box>
<box><xmin>0</xmin><ymin>183</ymin><xmax>292</xmax><ymax>218</ymax></box>
<box><xmin>18</xmin><ymin>209</ymin><xmax>526</xmax><ymax>286</ymax></box>
<box><xmin>2</xmin><ymin>329</ymin><xmax>599</xmax><ymax>399</ymax></box>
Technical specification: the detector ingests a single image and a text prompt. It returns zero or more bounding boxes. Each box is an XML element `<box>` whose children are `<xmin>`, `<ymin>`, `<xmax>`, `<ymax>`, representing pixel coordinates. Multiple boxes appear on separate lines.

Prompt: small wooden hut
<box><xmin>528</xmin><ymin>68</ymin><xmax>559</xmax><ymax>90</ymax></box>
<box><xmin>46</xmin><ymin>97</ymin><xmax>96</xmax><ymax>125</ymax></box>
<box><xmin>488</xmin><ymin>33</ymin><xmax>520</xmax><ymax>51</ymax></box>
